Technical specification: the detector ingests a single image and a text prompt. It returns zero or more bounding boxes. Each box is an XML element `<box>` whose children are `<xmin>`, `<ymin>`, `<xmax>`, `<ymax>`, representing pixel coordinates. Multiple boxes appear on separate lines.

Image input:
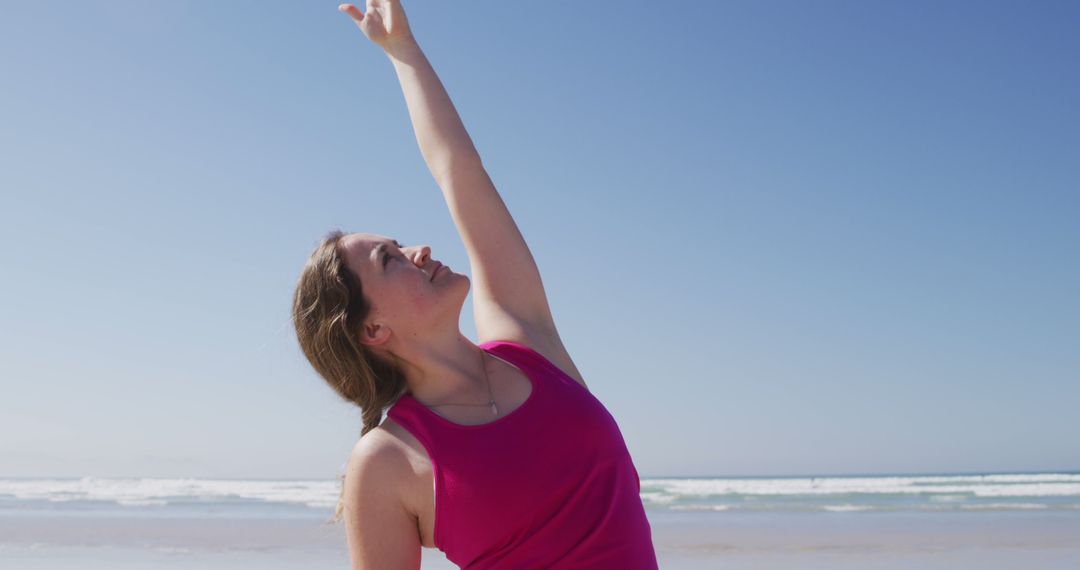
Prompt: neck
<box><xmin>384</xmin><ymin>329</ymin><xmax>490</xmax><ymax>405</ymax></box>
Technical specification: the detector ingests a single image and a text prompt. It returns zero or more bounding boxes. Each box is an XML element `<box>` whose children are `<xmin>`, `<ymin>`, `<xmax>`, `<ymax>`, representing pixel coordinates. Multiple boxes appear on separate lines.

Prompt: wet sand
<box><xmin>3</xmin><ymin>509</ymin><xmax>1078</xmax><ymax>569</ymax></box>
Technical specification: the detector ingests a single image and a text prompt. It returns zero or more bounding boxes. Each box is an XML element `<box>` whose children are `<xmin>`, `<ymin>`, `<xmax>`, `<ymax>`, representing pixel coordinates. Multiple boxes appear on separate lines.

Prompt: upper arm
<box><xmin>435</xmin><ymin>159</ymin><xmax>556</xmax><ymax>335</ymax></box>
<box><xmin>436</xmin><ymin>160</ymin><xmax>588</xmax><ymax>391</ymax></box>
<box><xmin>342</xmin><ymin>436</ymin><xmax>422</xmax><ymax>570</ymax></box>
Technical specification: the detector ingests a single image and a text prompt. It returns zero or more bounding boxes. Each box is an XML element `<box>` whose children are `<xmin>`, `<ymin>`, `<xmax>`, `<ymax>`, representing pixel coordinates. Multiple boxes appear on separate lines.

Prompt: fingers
<box><xmin>338</xmin><ymin>4</ymin><xmax>363</xmax><ymax>21</ymax></box>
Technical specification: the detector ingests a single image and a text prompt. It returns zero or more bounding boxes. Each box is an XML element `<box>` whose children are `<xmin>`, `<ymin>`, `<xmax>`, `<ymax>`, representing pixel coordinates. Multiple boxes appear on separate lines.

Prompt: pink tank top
<box><xmin>386</xmin><ymin>340</ymin><xmax>658</xmax><ymax>569</ymax></box>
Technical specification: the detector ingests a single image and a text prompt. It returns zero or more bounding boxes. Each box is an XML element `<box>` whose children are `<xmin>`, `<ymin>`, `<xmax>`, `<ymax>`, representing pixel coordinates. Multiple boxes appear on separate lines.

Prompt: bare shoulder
<box><xmin>342</xmin><ymin>427</ymin><xmax>422</xmax><ymax>569</ymax></box>
<box><xmin>345</xmin><ymin>427</ymin><xmax>412</xmax><ymax>498</ymax></box>
<box><xmin>477</xmin><ymin>311</ymin><xmax>589</xmax><ymax>391</ymax></box>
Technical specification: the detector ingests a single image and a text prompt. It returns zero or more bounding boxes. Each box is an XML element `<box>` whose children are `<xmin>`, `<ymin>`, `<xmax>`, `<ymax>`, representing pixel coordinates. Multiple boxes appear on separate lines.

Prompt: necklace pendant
<box><xmin>490</xmin><ymin>400</ymin><xmax>498</xmax><ymax>416</ymax></box>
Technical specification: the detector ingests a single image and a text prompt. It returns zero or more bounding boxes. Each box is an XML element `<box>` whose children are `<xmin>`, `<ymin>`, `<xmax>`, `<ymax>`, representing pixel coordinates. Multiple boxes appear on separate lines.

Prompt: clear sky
<box><xmin>2</xmin><ymin>1</ymin><xmax>1077</xmax><ymax>479</ymax></box>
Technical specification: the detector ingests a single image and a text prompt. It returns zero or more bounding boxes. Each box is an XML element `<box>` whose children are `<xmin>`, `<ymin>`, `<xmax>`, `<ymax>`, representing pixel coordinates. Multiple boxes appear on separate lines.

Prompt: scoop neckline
<box><xmin>400</xmin><ymin>341</ymin><xmax>539</xmax><ymax>429</ymax></box>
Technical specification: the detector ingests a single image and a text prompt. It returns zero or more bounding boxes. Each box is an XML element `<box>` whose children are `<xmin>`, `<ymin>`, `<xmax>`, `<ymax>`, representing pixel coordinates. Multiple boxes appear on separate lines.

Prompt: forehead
<box><xmin>344</xmin><ymin>232</ymin><xmax>392</xmax><ymax>252</ymax></box>
<box><xmin>343</xmin><ymin>233</ymin><xmax>397</xmax><ymax>267</ymax></box>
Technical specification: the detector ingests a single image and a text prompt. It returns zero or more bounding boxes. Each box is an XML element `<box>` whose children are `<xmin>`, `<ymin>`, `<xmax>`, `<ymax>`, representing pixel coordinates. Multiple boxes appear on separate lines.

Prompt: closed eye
<box><xmin>382</xmin><ymin>241</ymin><xmax>405</xmax><ymax>267</ymax></box>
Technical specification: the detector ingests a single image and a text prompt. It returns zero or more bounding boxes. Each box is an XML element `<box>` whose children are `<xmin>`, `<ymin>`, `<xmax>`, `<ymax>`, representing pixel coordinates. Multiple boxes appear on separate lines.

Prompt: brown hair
<box><xmin>291</xmin><ymin>228</ymin><xmax>409</xmax><ymax>522</ymax></box>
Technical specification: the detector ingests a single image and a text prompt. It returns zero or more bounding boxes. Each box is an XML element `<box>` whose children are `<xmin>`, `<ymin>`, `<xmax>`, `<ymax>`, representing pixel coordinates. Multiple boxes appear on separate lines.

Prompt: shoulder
<box><xmin>341</xmin><ymin>427</ymin><xmax>423</xmax><ymax>567</ymax></box>
<box><xmin>343</xmin><ymin>427</ymin><xmax>412</xmax><ymax>506</ymax></box>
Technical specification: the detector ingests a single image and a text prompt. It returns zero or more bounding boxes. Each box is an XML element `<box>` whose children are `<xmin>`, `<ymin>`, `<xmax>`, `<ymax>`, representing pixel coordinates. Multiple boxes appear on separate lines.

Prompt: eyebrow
<box><xmin>372</xmin><ymin>240</ymin><xmax>404</xmax><ymax>268</ymax></box>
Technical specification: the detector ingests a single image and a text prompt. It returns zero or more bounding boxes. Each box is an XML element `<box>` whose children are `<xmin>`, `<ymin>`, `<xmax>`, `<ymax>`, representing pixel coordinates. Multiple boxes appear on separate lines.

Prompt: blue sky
<box><xmin>2</xmin><ymin>1</ymin><xmax>1077</xmax><ymax>479</ymax></box>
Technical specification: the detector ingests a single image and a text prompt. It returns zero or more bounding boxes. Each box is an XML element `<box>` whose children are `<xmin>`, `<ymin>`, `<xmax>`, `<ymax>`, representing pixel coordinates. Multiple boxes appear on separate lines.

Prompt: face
<box><xmin>339</xmin><ymin>232</ymin><xmax>469</xmax><ymax>347</ymax></box>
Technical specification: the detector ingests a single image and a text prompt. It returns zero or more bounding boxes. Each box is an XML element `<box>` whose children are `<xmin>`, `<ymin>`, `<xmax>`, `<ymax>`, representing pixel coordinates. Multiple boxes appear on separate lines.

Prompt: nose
<box><xmin>410</xmin><ymin>245</ymin><xmax>431</xmax><ymax>266</ymax></box>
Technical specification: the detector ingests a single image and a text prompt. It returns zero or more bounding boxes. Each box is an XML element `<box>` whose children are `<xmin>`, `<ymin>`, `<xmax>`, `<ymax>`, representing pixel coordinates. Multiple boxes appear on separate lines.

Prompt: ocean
<box><xmin>2</xmin><ymin>472</ymin><xmax>1078</xmax><ymax>568</ymax></box>
<box><xmin>3</xmin><ymin>471</ymin><xmax>1078</xmax><ymax>516</ymax></box>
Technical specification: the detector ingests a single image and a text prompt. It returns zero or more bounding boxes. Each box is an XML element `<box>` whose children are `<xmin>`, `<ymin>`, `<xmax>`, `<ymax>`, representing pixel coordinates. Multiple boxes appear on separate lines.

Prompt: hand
<box><xmin>338</xmin><ymin>0</ymin><xmax>415</xmax><ymax>54</ymax></box>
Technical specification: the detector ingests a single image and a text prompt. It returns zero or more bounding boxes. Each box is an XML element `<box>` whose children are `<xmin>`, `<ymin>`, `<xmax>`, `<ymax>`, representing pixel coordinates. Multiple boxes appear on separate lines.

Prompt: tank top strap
<box><xmin>479</xmin><ymin>339</ymin><xmax>562</xmax><ymax>383</ymax></box>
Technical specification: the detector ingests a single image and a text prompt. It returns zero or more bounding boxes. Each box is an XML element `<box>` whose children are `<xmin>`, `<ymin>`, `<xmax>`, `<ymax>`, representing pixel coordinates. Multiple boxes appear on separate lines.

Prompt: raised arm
<box><xmin>338</xmin><ymin>1</ymin><xmax>574</xmax><ymax>359</ymax></box>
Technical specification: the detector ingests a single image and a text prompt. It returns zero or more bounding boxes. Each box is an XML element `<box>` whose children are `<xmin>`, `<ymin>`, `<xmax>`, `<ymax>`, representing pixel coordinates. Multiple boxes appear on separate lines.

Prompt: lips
<box><xmin>430</xmin><ymin>262</ymin><xmax>443</xmax><ymax>281</ymax></box>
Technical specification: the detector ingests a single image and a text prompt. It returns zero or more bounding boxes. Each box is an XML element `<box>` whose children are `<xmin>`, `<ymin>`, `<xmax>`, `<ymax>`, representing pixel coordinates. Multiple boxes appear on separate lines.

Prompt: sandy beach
<box><xmin>4</xmin><ymin>509</ymin><xmax>1079</xmax><ymax>569</ymax></box>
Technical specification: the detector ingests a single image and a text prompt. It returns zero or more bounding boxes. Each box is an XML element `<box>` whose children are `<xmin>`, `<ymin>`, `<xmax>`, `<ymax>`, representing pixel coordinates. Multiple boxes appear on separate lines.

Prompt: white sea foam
<box><xmin>641</xmin><ymin>474</ymin><xmax>1080</xmax><ymax>498</ymax></box>
<box><xmin>823</xmin><ymin>504</ymin><xmax>872</xmax><ymax>512</ymax></box>
<box><xmin>2</xmin><ymin>473</ymin><xmax>1078</xmax><ymax>513</ymax></box>
<box><xmin>960</xmin><ymin>503</ymin><xmax>1048</xmax><ymax>510</ymax></box>
<box><xmin>0</xmin><ymin>477</ymin><xmax>341</xmax><ymax>509</ymax></box>
<box><xmin>671</xmin><ymin>504</ymin><xmax>731</xmax><ymax>511</ymax></box>
<box><xmin>639</xmin><ymin>491</ymin><xmax>677</xmax><ymax>504</ymax></box>
<box><xmin>929</xmin><ymin>494</ymin><xmax>968</xmax><ymax>502</ymax></box>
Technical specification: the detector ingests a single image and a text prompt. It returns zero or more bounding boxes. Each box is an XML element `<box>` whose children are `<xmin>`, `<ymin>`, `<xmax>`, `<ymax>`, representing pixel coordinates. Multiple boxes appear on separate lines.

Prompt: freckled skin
<box><xmin>338</xmin><ymin>231</ymin><xmax>472</xmax><ymax>359</ymax></box>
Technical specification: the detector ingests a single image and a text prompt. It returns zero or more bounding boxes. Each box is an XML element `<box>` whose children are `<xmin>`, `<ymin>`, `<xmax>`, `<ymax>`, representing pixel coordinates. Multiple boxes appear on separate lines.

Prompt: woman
<box><xmin>292</xmin><ymin>1</ymin><xmax>658</xmax><ymax>568</ymax></box>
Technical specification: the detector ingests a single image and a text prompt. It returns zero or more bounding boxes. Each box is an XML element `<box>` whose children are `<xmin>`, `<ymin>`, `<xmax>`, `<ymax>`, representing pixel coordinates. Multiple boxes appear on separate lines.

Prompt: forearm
<box><xmin>387</xmin><ymin>39</ymin><xmax>482</xmax><ymax>182</ymax></box>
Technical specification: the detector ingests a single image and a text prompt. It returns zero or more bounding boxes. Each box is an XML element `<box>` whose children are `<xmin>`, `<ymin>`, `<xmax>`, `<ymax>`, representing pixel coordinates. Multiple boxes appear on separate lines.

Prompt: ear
<box><xmin>357</xmin><ymin>319</ymin><xmax>391</xmax><ymax>347</ymax></box>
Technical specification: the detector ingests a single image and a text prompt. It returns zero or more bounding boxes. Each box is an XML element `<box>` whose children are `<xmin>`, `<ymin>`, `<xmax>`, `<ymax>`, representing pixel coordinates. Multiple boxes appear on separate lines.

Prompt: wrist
<box><xmin>385</xmin><ymin>35</ymin><xmax>420</xmax><ymax>61</ymax></box>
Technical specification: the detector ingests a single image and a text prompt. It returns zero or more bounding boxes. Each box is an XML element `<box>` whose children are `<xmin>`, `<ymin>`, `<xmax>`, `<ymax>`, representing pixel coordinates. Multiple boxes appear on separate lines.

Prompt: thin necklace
<box><xmin>419</xmin><ymin>348</ymin><xmax>498</xmax><ymax>416</ymax></box>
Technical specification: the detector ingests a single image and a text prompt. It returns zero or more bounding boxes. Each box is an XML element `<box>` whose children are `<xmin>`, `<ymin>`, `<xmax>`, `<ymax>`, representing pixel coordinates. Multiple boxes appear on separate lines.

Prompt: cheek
<box><xmin>399</xmin><ymin>273</ymin><xmax>437</xmax><ymax>303</ymax></box>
